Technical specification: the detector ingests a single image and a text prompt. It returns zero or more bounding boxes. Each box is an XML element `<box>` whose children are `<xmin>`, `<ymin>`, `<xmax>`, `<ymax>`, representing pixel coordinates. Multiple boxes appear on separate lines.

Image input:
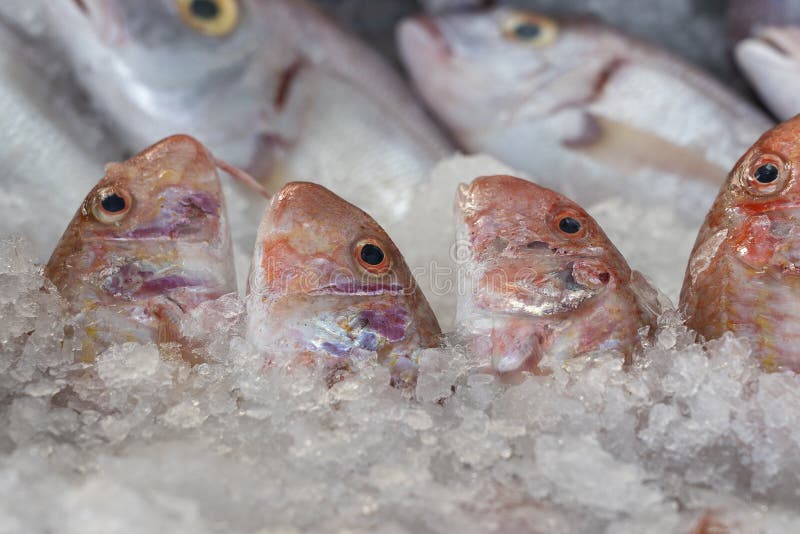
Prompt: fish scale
<box><xmin>682</xmin><ymin>115</ymin><xmax>800</xmax><ymax>371</ymax></box>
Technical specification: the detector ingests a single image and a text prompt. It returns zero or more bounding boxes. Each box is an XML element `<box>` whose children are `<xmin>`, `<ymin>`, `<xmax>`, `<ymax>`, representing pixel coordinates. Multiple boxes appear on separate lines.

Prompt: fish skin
<box><xmin>397</xmin><ymin>6</ymin><xmax>773</xmax><ymax>297</ymax></box>
<box><xmin>0</xmin><ymin>22</ymin><xmax>116</xmax><ymax>260</ymax></box>
<box><xmin>681</xmin><ymin>115</ymin><xmax>800</xmax><ymax>372</ymax></box>
<box><xmin>45</xmin><ymin>0</ymin><xmax>453</xmax><ymax>317</ymax></box>
<box><xmin>456</xmin><ymin>175</ymin><xmax>659</xmax><ymax>375</ymax></box>
<box><xmin>45</xmin><ymin>135</ymin><xmax>237</xmax><ymax>360</ymax></box>
<box><xmin>43</xmin><ymin>0</ymin><xmax>450</xmax><ymax>207</ymax></box>
<box><xmin>397</xmin><ymin>6</ymin><xmax>771</xmax><ymax>202</ymax></box>
<box><xmin>735</xmin><ymin>26</ymin><xmax>800</xmax><ymax>121</ymax></box>
<box><xmin>246</xmin><ymin>182</ymin><xmax>441</xmax><ymax>387</ymax></box>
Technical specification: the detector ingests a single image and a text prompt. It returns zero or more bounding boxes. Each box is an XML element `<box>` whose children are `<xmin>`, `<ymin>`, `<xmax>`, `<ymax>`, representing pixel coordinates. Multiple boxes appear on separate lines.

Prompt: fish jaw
<box><xmin>246</xmin><ymin>182</ymin><xmax>441</xmax><ymax>386</ymax></box>
<box><xmin>735</xmin><ymin>26</ymin><xmax>800</xmax><ymax>121</ymax></box>
<box><xmin>45</xmin><ymin>135</ymin><xmax>236</xmax><ymax>353</ymax></box>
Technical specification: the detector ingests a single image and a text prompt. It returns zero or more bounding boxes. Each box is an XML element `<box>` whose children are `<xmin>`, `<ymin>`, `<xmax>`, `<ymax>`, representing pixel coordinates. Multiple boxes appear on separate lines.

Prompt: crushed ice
<box><xmin>2</xmin><ymin>220</ymin><xmax>800</xmax><ymax>533</ymax></box>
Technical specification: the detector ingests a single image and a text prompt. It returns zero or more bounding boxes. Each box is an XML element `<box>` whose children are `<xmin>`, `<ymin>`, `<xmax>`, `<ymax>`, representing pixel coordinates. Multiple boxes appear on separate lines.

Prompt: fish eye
<box><xmin>91</xmin><ymin>187</ymin><xmax>132</xmax><ymax>224</ymax></box>
<box><xmin>552</xmin><ymin>210</ymin><xmax>586</xmax><ymax>238</ymax></box>
<box><xmin>502</xmin><ymin>12</ymin><xmax>559</xmax><ymax>47</ymax></box>
<box><xmin>355</xmin><ymin>239</ymin><xmax>391</xmax><ymax>274</ymax></box>
<box><xmin>176</xmin><ymin>0</ymin><xmax>239</xmax><ymax>37</ymax></box>
<box><xmin>743</xmin><ymin>156</ymin><xmax>788</xmax><ymax>196</ymax></box>
<box><xmin>558</xmin><ymin>217</ymin><xmax>582</xmax><ymax>234</ymax></box>
<box><xmin>755</xmin><ymin>163</ymin><xmax>779</xmax><ymax>184</ymax></box>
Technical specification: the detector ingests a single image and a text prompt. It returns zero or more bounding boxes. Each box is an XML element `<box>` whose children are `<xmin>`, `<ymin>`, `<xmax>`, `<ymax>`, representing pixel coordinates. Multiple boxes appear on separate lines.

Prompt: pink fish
<box><xmin>246</xmin><ymin>182</ymin><xmax>441</xmax><ymax>387</ymax></box>
<box><xmin>681</xmin><ymin>115</ymin><xmax>800</xmax><ymax>371</ymax></box>
<box><xmin>457</xmin><ymin>175</ymin><xmax>659</xmax><ymax>375</ymax></box>
<box><xmin>45</xmin><ymin>135</ymin><xmax>237</xmax><ymax>361</ymax></box>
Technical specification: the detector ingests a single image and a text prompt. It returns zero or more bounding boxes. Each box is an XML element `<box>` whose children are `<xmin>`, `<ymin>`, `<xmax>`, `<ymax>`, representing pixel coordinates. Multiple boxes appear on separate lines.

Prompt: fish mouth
<box><xmin>397</xmin><ymin>16</ymin><xmax>453</xmax><ymax>62</ymax></box>
<box><xmin>752</xmin><ymin>26</ymin><xmax>800</xmax><ymax>59</ymax></box>
<box><xmin>479</xmin><ymin>261</ymin><xmax>610</xmax><ymax>317</ymax></box>
<box><xmin>103</xmin><ymin>266</ymin><xmax>223</xmax><ymax>300</ymax></box>
<box><xmin>308</xmin><ymin>282</ymin><xmax>407</xmax><ymax>296</ymax></box>
<box><xmin>736</xmin><ymin>27</ymin><xmax>800</xmax><ymax>68</ymax></box>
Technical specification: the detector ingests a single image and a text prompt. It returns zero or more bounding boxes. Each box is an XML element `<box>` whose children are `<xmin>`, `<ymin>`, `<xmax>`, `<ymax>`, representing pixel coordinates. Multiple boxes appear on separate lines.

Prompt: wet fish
<box><xmin>735</xmin><ymin>26</ymin><xmax>800</xmax><ymax>121</ymax></box>
<box><xmin>0</xmin><ymin>22</ymin><xmax>115</xmax><ymax>260</ymax></box>
<box><xmin>45</xmin><ymin>135</ymin><xmax>237</xmax><ymax>361</ymax></box>
<box><xmin>398</xmin><ymin>6</ymin><xmax>773</xmax><ymax>295</ymax></box>
<box><xmin>681</xmin><ymin>115</ymin><xmax>800</xmax><ymax>372</ymax></box>
<box><xmin>456</xmin><ymin>175</ymin><xmax>659</xmax><ymax>375</ymax></box>
<box><xmin>44</xmin><ymin>0</ymin><xmax>450</xmax><ymax>222</ymax></box>
<box><xmin>45</xmin><ymin>0</ymin><xmax>453</xmax><ymax>319</ymax></box>
<box><xmin>246</xmin><ymin>182</ymin><xmax>441</xmax><ymax>387</ymax></box>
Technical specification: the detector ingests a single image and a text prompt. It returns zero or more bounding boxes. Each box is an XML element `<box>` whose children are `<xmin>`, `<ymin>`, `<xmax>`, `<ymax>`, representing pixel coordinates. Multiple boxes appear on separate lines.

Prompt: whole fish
<box><xmin>456</xmin><ymin>175</ymin><xmax>659</xmax><ymax>375</ymax></box>
<box><xmin>45</xmin><ymin>135</ymin><xmax>237</xmax><ymax>361</ymax></box>
<box><xmin>735</xmin><ymin>26</ymin><xmax>800</xmax><ymax>121</ymax></box>
<box><xmin>246</xmin><ymin>181</ymin><xmax>441</xmax><ymax>387</ymax></box>
<box><xmin>397</xmin><ymin>6</ymin><xmax>773</xmax><ymax>296</ymax></box>
<box><xmin>681</xmin><ymin>115</ymin><xmax>800</xmax><ymax>372</ymax></box>
<box><xmin>45</xmin><ymin>0</ymin><xmax>453</xmax><ymax>319</ymax></box>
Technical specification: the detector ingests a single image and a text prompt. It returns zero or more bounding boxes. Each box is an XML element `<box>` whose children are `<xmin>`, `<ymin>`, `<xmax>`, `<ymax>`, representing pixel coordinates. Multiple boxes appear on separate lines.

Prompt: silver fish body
<box><xmin>397</xmin><ymin>7</ymin><xmax>774</xmax><ymax>296</ymax></box>
<box><xmin>0</xmin><ymin>28</ymin><xmax>115</xmax><ymax>260</ymax></box>
<box><xmin>735</xmin><ymin>26</ymin><xmax>800</xmax><ymax>121</ymax></box>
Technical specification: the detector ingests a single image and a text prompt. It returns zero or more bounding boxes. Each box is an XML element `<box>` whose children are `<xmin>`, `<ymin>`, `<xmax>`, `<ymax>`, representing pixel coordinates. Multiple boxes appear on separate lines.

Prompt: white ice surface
<box><xmin>2</xmin><ymin>151</ymin><xmax>800</xmax><ymax>532</ymax></box>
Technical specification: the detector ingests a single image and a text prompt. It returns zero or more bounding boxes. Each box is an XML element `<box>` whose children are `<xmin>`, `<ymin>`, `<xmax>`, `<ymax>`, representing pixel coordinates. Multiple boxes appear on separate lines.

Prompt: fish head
<box><xmin>45</xmin><ymin>0</ymin><xmax>303</xmax><ymax>152</ymax></box>
<box><xmin>456</xmin><ymin>175</ymin><xmax>631</xmax><ymax>320</ymax></box>
<box><xmin>397</xmin><ymin>7</ymin><xmax>620</xmax><ymax>144</ymax></box>
<box><xmin>48</xmin><ymin>0</ymin><xmax>266</xmax><ymax>90</ymax></box>
<box><xmin>45</xmin><ymin>134</ymin><xmax>236</xmax><ymax>315</ymax></box>
<box><xmin>696</xmin><ymin>115</ymin><xmax>800</xmax><ymax>276</ymax></box>
<box><xmin>735</xmin><ymin>25</ymin><xmax>800</xmax><ymax>121</ymax></box>
<box><xmin>247</xmin><ymin>182</ymin><xmax>441</xmax><ymax>385</ymax></box>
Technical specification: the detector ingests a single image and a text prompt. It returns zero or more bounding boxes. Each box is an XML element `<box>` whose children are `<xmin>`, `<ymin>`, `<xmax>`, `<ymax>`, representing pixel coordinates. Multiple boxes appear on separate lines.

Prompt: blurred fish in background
<box><xmin>397</xmin><ymin>4</ymin><xmax>773</xmax><ymax>298</ymax></box>
<box><xmin>0</xmin><ymin>2</ymin><xmax>119</xmax><ymax>260</ymax></box>
<box><xmin>730</xmin><ymin>0</ymin><xmax>800</xmax><ymax>121</ymax></box>
<box><xmin>36</xmin><ymin>0</ymin><xmax>458</xmax><ymax>308</ymax></box>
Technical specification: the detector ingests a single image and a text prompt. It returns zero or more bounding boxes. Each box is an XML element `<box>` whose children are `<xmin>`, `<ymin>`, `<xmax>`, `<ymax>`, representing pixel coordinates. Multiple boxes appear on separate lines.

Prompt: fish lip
<box><xmin>398</xmin><ymin>15</ymin><xmax>453</xmax><ymax>61</ymax></box>
<box><xmin>308</xmin><ymin>282</ymin><xmax>407</xmax><ymax>296</ymax></box>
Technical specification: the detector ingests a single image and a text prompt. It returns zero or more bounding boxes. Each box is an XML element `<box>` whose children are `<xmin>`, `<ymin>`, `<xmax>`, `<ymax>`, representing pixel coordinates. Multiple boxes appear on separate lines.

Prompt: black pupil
<box><xmin>559</xmin><ymin>217</ymin><xmax>581</xmax><ymax>234</ymax></box>
<box><xmin>101</xmin><ymin>193</ymin><xmax>126</xmax><ymax>213</ymax></box>
<box><xmin>514</xmin><ymin>23</ymin><xmax>541</xmax><ymax>39</ymax></box>
<box><xmin>360</xmin><ymin>244</ymin><xmax>385</xmax><ymax>266</ymax></box>
<box><xmin>755</xmin><ymin>163</ymin><xmax>779</xmax><ymax>184</ymax></box>
<box><xmin>190</xmin><ymin>0</ymin><xmax>219</xmax><ymax>19</ymax></box>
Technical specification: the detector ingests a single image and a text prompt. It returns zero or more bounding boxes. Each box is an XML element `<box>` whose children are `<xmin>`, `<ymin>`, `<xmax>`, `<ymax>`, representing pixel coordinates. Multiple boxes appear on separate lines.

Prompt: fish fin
<box><xmin>630</xmin><ymin>270</ymin><xmax>666</xmax><ymax>318</ymax></box>
<box><xmin>155</xmin><ymin>311</ymin><xmax>182</xmax><ymax>346</ymax></box>
<box><xmin>564</xmin><ymin>113</ymin><xmax>728</xmax><ymax>184</ymax></box>
<box><xmin>214</xmin><ymin>157</ymin><xmax>272</xmax><ymax>199</ymax></box>
<box><xmin>152</xmin><ymin>302</ymin><xmax>204</xmax><ymax>365</ymax></box>
<box><xmin>244</xmin><ymin>133</ymin><xmax>297</xmax><ymax>193</ymax></box>
<box><xmin>490</xmin><ymin>327</ymin><xmax>544</xmax><ymax>375</ymax></box>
